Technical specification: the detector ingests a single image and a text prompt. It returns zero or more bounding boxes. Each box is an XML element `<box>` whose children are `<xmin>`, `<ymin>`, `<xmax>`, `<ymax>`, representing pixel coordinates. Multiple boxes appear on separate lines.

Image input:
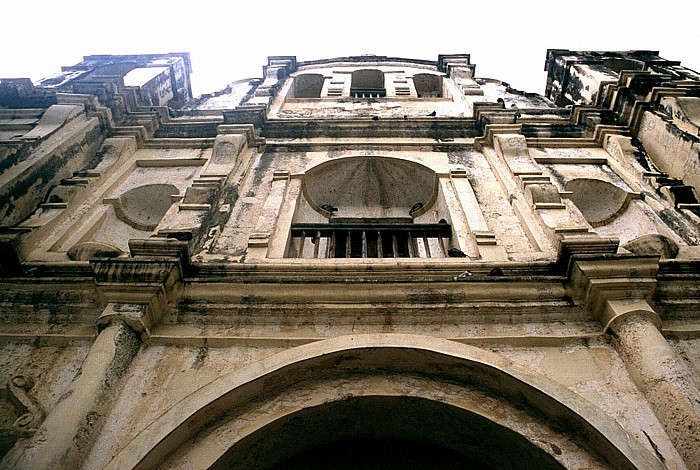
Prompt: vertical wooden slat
<box><xmin>313</xmin><ymin>231</ymin><xmax>321</xmax><ymax>258</ymax></box>
<box><xmin>295</xmin><ymin>225</ymin><xmax>451</xmax><ymax>259</ymax></box>
<box><xmin>327</xmin><ymin>231</ymin><xmax>336</xmax><ymax>258</ymax></box>
<box><xmin>298</xmin><ymin>231</ymin><xmax>306</xmax><ymax>258</ymax></box>
<box><xmin>361</xmin><ymin>231</ymin><xmax>368</xmax><ymax>258</ymax></box>
<box><xmin>437</xmin><ymin>234</ymin><xmax>447</xmax><ymax>257</ymax></box>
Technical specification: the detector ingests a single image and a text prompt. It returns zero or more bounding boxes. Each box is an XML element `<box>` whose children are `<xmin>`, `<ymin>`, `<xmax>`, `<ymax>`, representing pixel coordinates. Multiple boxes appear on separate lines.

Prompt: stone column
<box><xmin>3</xmin><ymin>321</ymin><xmax>140</xmax><ymax>470</ymax></box>
<box><xmin>2</xmin><ymin>240</ymin><xmax>185</xmax><ymax>470</ymax></box>
<box><xmin>569</xmin><ymin>257</ymin><xmax>700</xmax><ymax>468</ymax></box>
<box><xmin>605</xmin><ymin>300</ymin><xmax>700</xmax><ymax>467</ymax></box>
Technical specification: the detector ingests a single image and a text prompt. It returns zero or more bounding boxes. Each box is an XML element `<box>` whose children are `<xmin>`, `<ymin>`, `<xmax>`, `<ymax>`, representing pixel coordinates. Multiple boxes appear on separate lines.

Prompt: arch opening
<box><xmin>211</xmin><ymin>395</ymin><xmax>563</xmax><ymax>470</ymax></box>
<box><xmin>104</xmin><ymin>335</ymin><xmax>664</xmax><ymax>470</ymax></box>
<box><xmin>292</xmin><ymin>73</ymin><xmax>325</xmax><ymax>98</ymax></box>
<box><xmin>351</xmin><ymin>69</ymin><xmax>386</xmax><ymax>98</ymax></box>
<box><xmin>413</xmin><ymin>73</ymin><xmax>443</xmax><ymax>98</ymax></box>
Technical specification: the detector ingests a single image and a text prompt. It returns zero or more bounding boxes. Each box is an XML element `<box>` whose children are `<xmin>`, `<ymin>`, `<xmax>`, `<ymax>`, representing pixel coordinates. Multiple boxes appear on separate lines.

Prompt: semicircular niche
<box><xmin>303</xmin><ymin>156</ymin><xmax>438</xmax><ymax>220</ymax></box>
<box><xmin>565</xmin><ymin>178</ymin><xmax>630</xmax><ymax>227</ymax></box>
<box><xmin>113</xmin><ymin>183</ymin><xmax>179</xmax><ymax>231</ymax></box>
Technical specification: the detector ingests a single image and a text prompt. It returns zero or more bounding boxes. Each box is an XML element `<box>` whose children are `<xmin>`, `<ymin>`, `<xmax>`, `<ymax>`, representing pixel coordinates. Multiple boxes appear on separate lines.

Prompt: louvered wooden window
<box><xmin>289</xmin><ymin>223</ymin><xmax>450</xmax><ymax>259</ymax></box>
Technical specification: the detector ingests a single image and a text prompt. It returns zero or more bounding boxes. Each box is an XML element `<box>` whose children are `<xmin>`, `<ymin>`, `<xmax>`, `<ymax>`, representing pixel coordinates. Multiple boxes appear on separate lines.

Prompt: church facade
<box><xmin>0</xmin><ymin>50</ymin><xmax>699</xmax><ymax>469</ymax></box>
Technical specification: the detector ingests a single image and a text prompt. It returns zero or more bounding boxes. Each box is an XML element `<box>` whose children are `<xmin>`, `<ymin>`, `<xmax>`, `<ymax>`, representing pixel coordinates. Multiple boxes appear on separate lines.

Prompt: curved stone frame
<box><xmin>103</xmin><ymin>334</ymin><xmax>664</xmax><ymax>470</ymax></box>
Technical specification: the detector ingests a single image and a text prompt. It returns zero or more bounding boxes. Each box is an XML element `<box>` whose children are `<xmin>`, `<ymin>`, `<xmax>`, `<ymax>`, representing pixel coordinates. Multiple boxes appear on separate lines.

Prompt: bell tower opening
<box><xmin>350</xmin><ymin>69</ymin><xmax>386</xmax><ymax>98</ymax></box>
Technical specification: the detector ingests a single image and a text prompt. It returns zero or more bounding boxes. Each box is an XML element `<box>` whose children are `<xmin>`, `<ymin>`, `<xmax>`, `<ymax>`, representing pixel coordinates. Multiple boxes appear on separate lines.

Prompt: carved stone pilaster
<box><xmin>155</xmin><ymin>129</ymin><xmax>257</xmax><ymax>250</ymax></box>
<box><xmin>487</xmin><ymin>130</ymin><xmax>612</xmax><ymax>256</ymax></box>
<box><xmin>248</xmin><ymin>170</ymin><xmax>292</xmax><ymax>259</ymax></box>
<box><xmin>568</xmin><ymin>255</ymin><xmax>700</xmax><ymax>467</ymax></box>
<box><xmin>4</xmin><ymin>323</ymin><xmax>140</xmax><ymax>470</ymax></box>
<box><xmin>447</xmin><ymin>168</ymin><xmax>507</xmax><ymax>260</ymax></box>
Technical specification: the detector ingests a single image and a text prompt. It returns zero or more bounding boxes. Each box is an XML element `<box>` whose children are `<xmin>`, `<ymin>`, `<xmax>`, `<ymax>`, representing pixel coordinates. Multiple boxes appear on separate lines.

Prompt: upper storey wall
<box><xmin>189</xmin><ymin>55</ymin><xmax>556</xmax><ymax>117</ymax></box>
<box><xmin>272</xmin><ymin>64</ymin><xmax>464</xmax><ymax>119</ymax></box>
<box><xmin>268</xmin><ymin>59</ymin><xmax>556</xmax><ymax>119</ymax></box>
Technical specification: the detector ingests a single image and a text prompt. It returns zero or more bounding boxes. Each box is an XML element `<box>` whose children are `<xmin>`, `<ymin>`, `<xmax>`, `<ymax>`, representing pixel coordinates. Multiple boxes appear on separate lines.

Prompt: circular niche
<box><xmin>565</xmin><ymin>178</ymin><xmax>630</xmax><ymax>226</ymax></box>
<box><xmin>114</xmin><ymin>183</ymin><xmax>178</xmax><ymax>230</ymax></box>
<box><xmin>303</xmin><ymin>157</ymin><xmax>438</xmax><ymax>219</ymax></box>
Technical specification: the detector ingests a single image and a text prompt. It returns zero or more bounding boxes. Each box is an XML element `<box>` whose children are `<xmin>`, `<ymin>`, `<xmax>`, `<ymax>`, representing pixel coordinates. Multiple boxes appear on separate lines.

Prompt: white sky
<box><xmin>1</xmin><ymin>1</ymin><xmax>699</xmax><ymax>98</ymax></box>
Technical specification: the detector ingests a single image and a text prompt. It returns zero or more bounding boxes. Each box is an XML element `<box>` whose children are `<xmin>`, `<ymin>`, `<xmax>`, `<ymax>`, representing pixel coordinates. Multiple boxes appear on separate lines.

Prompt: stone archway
<box><xmin>210</xmin><ymin>395</ymin><xmax>564</xmax><ymax>470</ymax></box>
<box><xmin>103</xmin><ymin>334</ymin><xmax>664</xmax><ymax>470</ymax></box>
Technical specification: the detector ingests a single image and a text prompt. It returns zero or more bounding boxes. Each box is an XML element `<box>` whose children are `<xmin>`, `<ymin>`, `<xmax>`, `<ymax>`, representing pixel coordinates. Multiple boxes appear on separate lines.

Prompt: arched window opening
<box><xmin>351</xmin><ymin>69</ymin><xmax>386</xmax><ymax>98</ymax></box>
<box><xmin>292</xmin><ymin>74</ymin><xmax>325</xmax><ymax>98</ymax></box>
<box><xmin>413</xmin><ymin>73</ymin><xmax>443</xmax><ymax>98</ymax></box>
<box><xmin>289</xmin><ymin>156</ymin><xmax>449</xmax><ymax>259</ymax></box>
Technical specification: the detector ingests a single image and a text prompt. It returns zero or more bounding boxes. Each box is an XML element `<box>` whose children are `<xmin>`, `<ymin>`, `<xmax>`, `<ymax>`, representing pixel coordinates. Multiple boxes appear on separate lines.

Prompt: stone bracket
<box><xmin>91</xmin><ymin>240</ymin><xmax>186</xmax><ymax>336</ymax></box>
<box><xmin>557</xmin><ymin>236</ymin><xmax>620</xmax><ymax>270</ymax></box>
<box><xmin>567</xmin><ymin>255</ymin><xmax>660</xmax><ymax>329</ymax></box>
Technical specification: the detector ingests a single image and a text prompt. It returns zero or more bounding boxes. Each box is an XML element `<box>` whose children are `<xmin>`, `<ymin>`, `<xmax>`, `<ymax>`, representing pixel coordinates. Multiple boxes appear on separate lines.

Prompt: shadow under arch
<box><xmin>212</xmin><ymin>395</ymin><xmax>564</xmax><ymax>470</ymax></box>
<box><xmin>104</xmin><ymin>334</ymin><xmax>664</xmax><ymax>470</ymax></box>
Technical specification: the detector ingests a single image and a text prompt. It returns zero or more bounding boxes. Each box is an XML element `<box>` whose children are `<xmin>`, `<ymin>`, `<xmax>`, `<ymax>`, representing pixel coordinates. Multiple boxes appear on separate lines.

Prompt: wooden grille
<box><xmin>290</xmin><ymin>223</ymin><xmax>451</xmax><ymax>259</ymax></box>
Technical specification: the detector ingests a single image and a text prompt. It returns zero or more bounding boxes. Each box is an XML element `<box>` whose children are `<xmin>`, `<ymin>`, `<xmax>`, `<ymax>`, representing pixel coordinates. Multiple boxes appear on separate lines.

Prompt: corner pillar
<box><xmin>569</xmin><ymin>257</ymin><xmax>700</xmax><ymax>466</ymax></box>
<box><xmin>605</xmin><ymin>301</ymin><xmax>700</xmax><ymax>466</ymax></box>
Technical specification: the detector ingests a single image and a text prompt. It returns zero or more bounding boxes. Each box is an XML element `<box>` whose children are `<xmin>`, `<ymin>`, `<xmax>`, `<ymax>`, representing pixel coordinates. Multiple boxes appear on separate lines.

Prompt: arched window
<box><xmin>292</xmin><ymin>74</ymin><xmax>325</xmax><ymax>98</ymax></box>
<box><xmin>413</xmin><ymin>74</ymin><xmax>443</xmax><ymax>98</ymax></box>
<box><xmin>350</xmin><ymin>69</ymin><xmax>386</xmax><ymax>98</ymax></box>
<box><xmin>289</xmin><ymin>157</ymin><xmax>450</xmax><ymax>259</ymax></box>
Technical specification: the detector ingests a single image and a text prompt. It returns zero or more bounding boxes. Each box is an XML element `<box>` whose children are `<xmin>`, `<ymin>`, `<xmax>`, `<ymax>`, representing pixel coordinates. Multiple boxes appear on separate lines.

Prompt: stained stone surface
<box><xmin>1</xmin><ymin>51</ymin><xmax>699</xmax><ymax>470</ymax></box>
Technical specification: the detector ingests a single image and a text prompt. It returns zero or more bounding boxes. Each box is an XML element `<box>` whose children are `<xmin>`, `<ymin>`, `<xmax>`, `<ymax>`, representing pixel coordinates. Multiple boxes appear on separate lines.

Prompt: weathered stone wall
<box><xmin>1</xmin><ymin>51</ymin><xmax>699</xmax><ymax>469</ymax></box>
